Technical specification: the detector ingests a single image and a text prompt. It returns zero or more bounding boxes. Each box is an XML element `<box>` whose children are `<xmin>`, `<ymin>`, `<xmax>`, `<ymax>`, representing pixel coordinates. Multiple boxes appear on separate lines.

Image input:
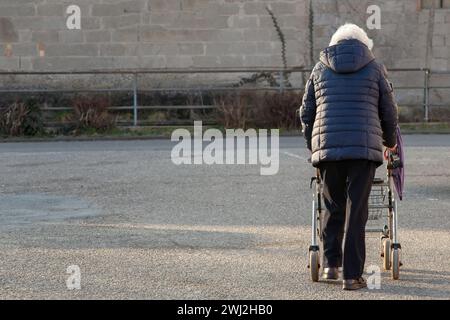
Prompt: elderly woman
<box><xmin>300</xmin><ymin>23</ymin><xmax>398</xmax><ymax>290</ymax></box>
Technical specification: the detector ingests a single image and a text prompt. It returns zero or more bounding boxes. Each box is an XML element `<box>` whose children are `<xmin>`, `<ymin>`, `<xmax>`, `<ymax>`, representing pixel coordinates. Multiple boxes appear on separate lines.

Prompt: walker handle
<box><xmin>386</xmin><ymin>150</ymin><xmax>402</xmax><ymax>169</ymax></box>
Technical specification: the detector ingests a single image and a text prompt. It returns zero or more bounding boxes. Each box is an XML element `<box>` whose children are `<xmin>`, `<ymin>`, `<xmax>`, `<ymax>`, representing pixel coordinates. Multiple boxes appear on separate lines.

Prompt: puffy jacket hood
<box><xmin>319</xmin><ymin>39</ymin><xmax>375</xmax><ymax>74</ymax></box>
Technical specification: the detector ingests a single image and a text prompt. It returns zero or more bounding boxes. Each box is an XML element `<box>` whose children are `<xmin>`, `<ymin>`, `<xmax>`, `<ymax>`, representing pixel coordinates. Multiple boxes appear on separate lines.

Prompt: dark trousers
<box><xmin>318</xmin><ymin>160</ymin><xmax>377</xmax><ymax>280</ymax></box>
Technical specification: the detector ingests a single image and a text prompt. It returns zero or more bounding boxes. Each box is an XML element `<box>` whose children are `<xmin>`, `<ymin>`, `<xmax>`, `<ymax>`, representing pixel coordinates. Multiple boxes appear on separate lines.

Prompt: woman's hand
<box><xmin>384</xmin><ymin>144</ymin><xmax>397</xmax><ymax>160</ymax></box>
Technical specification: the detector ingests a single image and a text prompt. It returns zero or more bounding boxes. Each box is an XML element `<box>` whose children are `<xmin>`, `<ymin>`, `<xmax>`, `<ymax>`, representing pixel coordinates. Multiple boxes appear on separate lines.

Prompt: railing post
<box><xmin>133</xmin><ymin>72</ymin><xmax>138</xmax><ymax>126</ymax></box>
<box><xmin>424</xmin><ymin>69</ymin><xmax>430</xmax><ymax>122</ymax></box>
<box><xmin>279</xmin><ymin>70</ymin><xmax>284</xmax><ymax>93</ymax></box>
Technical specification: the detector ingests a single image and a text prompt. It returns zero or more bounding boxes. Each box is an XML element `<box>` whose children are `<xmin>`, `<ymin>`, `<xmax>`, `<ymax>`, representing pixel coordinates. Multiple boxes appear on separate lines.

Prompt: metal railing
<box><xmin>0</xmin><ymin>67</ymin><xmax>448</xmax><ymax>126</ymax></box>
<box><xmin>422</xmin><ymin>70</ymin><xmax>450</xmax><ymax>122</ymax></box>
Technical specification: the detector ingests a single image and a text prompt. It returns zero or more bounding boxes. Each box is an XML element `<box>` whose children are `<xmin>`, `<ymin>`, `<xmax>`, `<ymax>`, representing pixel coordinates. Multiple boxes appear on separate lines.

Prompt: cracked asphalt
<box><xmin>0</xmin><ymin>135</ymin><xmax>449</xmax><ymax>299</ymax></box>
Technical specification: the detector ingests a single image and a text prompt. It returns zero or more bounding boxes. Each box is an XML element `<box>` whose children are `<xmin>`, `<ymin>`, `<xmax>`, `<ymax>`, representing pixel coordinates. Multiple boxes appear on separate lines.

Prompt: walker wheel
<box><xmin>391</xmin><ymin>248</ymin><xmax>400</xmax><ymax>280</ymax></box>
<box><xmin>383</xmin><ymin>238</ymin><xmax>391</xmax><ymax>270</ymax></box>
<box><xmin>309</xmin><ymin>250</ymin><xmax>320</xmax><ymax>282</ymax></box>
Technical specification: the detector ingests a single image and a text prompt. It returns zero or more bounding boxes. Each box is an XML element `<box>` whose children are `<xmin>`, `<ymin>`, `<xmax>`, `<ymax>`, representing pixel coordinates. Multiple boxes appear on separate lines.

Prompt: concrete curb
<box><xmin>0</xmin><ymin>135</ymin><xmax>171</xmax><ymax>143</ymax></box>
<box><xmin>1</xmin><ymin>131</ymin><xmax>450</xmax><ymax>143</ymax></box>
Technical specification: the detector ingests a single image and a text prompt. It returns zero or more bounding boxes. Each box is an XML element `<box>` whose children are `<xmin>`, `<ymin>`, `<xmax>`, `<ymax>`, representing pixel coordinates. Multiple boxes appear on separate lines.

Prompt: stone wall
<box><xmin>311</xmin><ymin>0</ymin><xmax>450</xmax><ymax>71</ymax></box>
<box><xmin>0</xmin><ymin>0</ymin><xmax>449</xmax><ymax>113</ymax></box>
<box><xmin>310</xmin><ymin>0</ymin><xmax>450</xmax><ymax>117</ymax></box>
<box><xmin>0</xmin><ymin>0</ymin><xmax>448</xmax><ymax>71</ymax></box>
<box><xmin>0</xmin><ymin>0</ymin><xmax>309</xmax><ymax>71</ymax></box>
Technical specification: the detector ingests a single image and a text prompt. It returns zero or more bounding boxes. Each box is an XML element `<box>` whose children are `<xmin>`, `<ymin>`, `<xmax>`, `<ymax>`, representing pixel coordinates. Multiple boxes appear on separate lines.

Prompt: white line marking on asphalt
<box><xmin>283</xmin><ymin>151</ymin><xmax>306</xmax><ymax>160</ymax></box>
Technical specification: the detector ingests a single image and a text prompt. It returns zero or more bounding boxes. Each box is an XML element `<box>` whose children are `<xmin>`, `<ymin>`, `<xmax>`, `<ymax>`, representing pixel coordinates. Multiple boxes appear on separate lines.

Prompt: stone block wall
<box><xmin>0</xmin><ymin>0</ymin><xmax>310</xmax><ymax>71</ymax></box>
<box><xmin>0</xmin><ymin>0</ymin><xmax>448</xmax><ymax>111</ymax></box>
<box><xmin>311</xmin><ymin>0</ymin><xmax>450</xmax><ymax>71</ymax></box>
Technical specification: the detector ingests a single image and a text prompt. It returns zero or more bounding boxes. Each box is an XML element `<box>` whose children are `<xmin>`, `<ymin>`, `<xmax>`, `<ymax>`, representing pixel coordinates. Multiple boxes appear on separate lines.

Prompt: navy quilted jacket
<box><xmin>300</xmin><ymin>39</ymin><xmax>398</xmax><ymax>167</ymax></box>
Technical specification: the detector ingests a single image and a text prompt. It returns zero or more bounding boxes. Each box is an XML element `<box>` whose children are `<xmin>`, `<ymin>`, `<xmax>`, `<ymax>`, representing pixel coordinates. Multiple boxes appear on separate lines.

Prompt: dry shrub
<box><xmin>429</xmin><ymin>107</ymin><xmax>450</xmax><ymax>122</ymax></box>
<box><xmin>67</xmin><ymin>96</ymin><xmax>117</xmax><ymax>133</ymax></box>
<box><xmin>214</xmin><ymin>91</ymin><xmax>259</xmax><ymax>129</ymax></box>
<box><xmin>258</xmin><ymin>91</ymin><xmax>302</xmax><ymax>129</ymax></box>
<box><xmin>398</xmin><ymin>106</ymin><xmax>424</xmax><ymax>122</ymax></box>
<box><xmin>0</xmin><ymin>100</ymin><xmax>44</xmax><ymax>136</ymax></box>
<box><xmin>0</xmin><ymin>102</ymin><xmax>28</xmax><ymax>136</ymax></box>
<box><xmin>214</xmin><ymin>90</ymin><xmax>302</xmax><ymax>130</ymax></box>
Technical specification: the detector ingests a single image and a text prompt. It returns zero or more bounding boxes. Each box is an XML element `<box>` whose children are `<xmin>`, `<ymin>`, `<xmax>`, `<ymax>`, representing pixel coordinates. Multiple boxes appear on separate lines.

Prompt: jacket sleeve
<box><xmin>378</xmin><ymin>65</ymin><xmax>398</xmax><ymax>148</ymax></box>
<box><xmin>300</xmin><ymin>75</ymin><xmax>317</xmax><ymax>151</ymax></box>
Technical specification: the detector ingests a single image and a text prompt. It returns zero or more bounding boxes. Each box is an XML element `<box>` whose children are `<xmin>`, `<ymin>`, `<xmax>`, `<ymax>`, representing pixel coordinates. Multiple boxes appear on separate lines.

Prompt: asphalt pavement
<box><xmin>0</xmin><ymin>135</ymin><xmax>449</xmax><ymax>299</ymax></box>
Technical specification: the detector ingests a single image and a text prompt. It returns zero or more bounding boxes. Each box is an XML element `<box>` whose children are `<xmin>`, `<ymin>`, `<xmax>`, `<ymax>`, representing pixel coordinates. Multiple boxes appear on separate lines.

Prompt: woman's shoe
<box><xmin>322</xmin><ymin>267</ymin><xmax>339</xmax><ymax>280</ymax></box>
<box><xmin>343</xmin><ymin>277</ymin><xmax>367</xmax><ymax>290</ymax></box>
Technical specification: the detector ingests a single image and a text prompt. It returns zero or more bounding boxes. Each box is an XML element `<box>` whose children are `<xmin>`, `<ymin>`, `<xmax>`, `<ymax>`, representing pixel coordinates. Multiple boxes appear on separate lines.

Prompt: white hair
<box><xmin>329</xmin><ymin>23</ymin><xmax>374</xmax><ymax>50</ymax></box>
